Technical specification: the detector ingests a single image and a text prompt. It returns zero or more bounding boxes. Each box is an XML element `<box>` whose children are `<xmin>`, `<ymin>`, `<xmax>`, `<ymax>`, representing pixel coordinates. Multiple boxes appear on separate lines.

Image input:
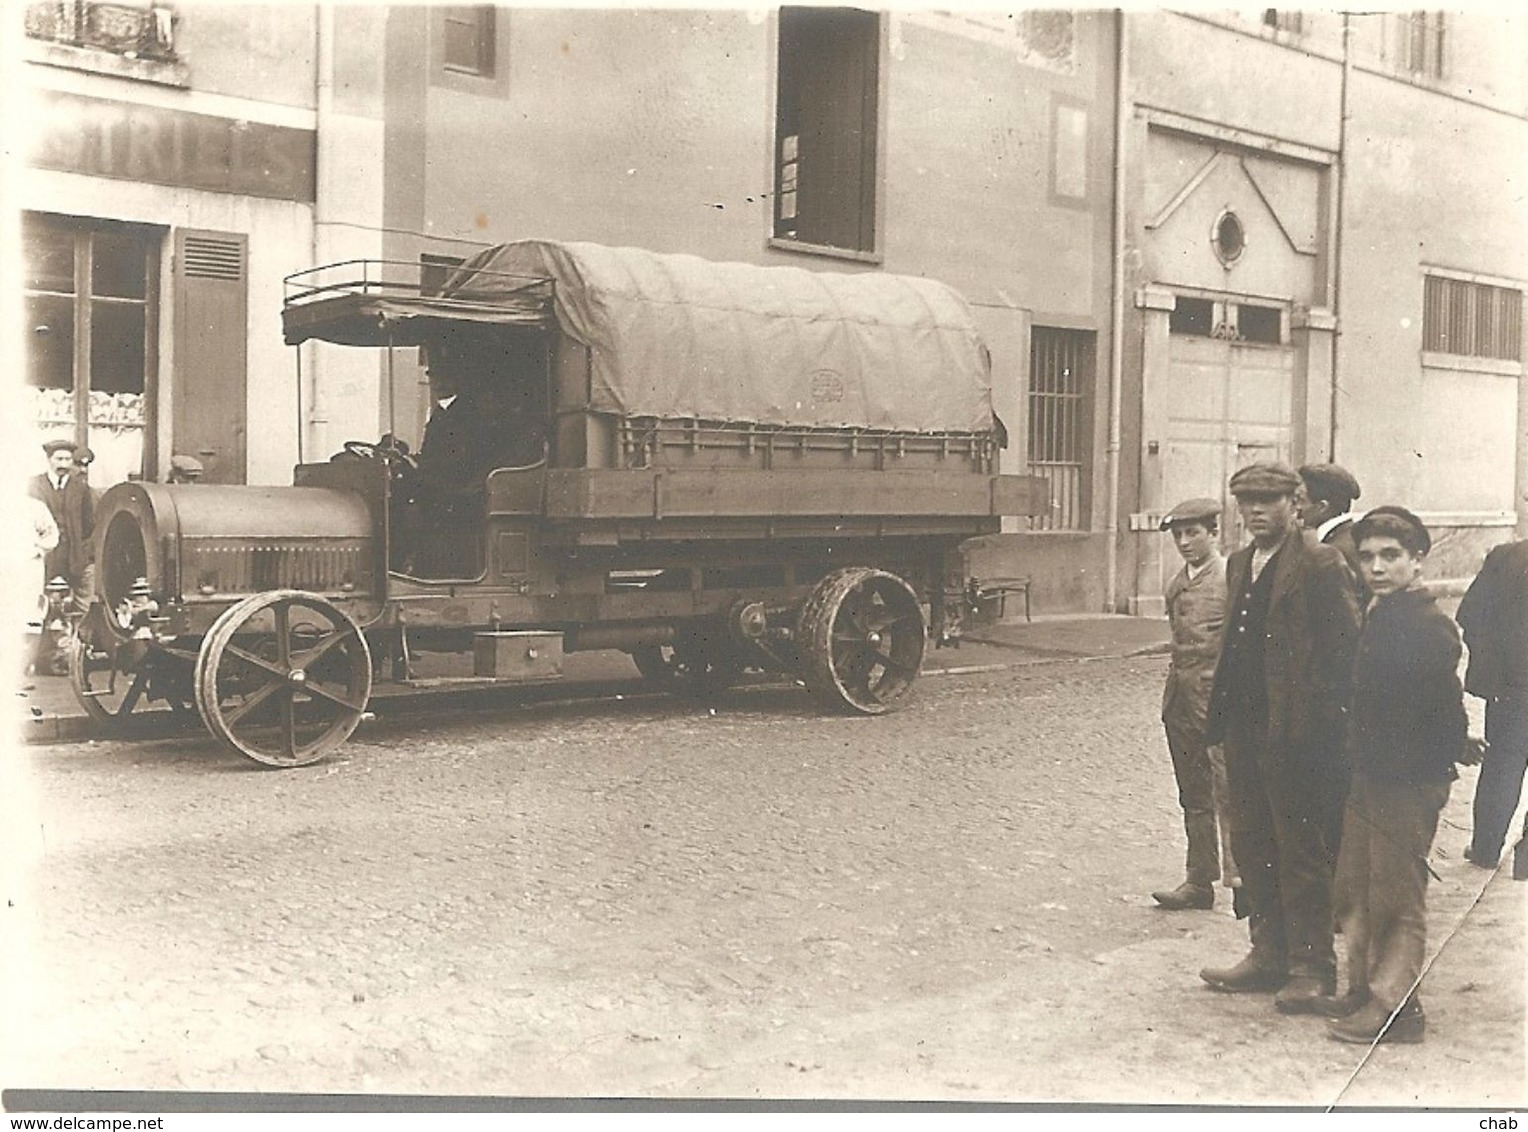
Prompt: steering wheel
<box><xmin>341</xmin><ymin>435</ymin><xmax>416</xmax><ymax>466</ymax></box>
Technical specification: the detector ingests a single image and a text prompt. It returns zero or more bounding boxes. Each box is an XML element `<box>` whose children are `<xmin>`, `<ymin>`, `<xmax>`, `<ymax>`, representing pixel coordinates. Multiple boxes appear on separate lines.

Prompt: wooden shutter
<box><xmin>173</xmin><ymin>229</ymin><xmax>248</xmax><ymax>484</ymax></box>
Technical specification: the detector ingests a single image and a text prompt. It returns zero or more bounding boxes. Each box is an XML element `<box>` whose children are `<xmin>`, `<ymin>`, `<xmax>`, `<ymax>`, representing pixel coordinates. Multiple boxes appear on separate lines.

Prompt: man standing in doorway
<box><xmin>1200</xmin><ymin>463</ymin><xmax>1360</xmax><ymax>1013</ymax></box>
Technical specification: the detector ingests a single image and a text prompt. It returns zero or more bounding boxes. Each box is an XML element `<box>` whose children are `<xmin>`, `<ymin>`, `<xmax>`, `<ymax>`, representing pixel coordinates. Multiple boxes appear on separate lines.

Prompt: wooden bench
<box><xmin>970</xmin><ymin>576</ymin><xmax>1033</xmax><ymax>622</ymax></box>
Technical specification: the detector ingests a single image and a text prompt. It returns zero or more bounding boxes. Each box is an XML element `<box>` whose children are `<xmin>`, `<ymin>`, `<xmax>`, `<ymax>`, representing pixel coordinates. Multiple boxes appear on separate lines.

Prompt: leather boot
<box><xmin>1310</xmin><ymin>989</ymin><xmax>1369</xmax><ymax>1018</ymax></box>
<box><xmin>1201</xmin><ymin>952</ymin><xmax>1288</xmax><ymax>993</ymax></box>
<box><xmin>1152</xmin><ymin>881</ymin><xmax>1214</xmax><ymax>910</ymax></box>
<box><xmin>1328</xmin><ymin>997</ymin><xmax>1426</xmax><ymax>1044</ymax></box>
<box><xmin>1274</xmin><ymin>971</ymin><xmax>1338</xmax><ymax>1014</ymax></box>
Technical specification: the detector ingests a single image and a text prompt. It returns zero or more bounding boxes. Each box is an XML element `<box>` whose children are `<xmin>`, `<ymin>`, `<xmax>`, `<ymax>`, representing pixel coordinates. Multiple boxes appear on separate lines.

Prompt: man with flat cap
<box><xmin>1299</xmin><ymin>463</ymin><xmax>1363</xmax><ymax>588</ymax></box>
<box><xmin>1152</xmin><ymin>497</ymin><xmax>1241</xmax><ymax>913</ymax></box>
<box><xmin>1200</xmin><ymin>462</ymin><xmax>1360</xmax><ymax>1013</ymax></box>
<box><xmin>27</xmin><ymin>438</ymin><xmax>94</xmax><ymax>602</ymax></box>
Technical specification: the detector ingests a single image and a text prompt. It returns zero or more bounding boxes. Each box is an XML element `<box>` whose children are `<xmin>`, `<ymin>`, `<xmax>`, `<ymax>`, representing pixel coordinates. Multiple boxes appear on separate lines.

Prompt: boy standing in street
<box><xmin>1323</xmin><ymin>506</ymin><xmax>1478</xmax><ymax>1044</ymax></box>
<box><xmin>1152</xmin><ymin>498</ymin><xmax>1241</xmax><ymax>913</ymax></box>
<box><xmin>1200</xmin><ymin>463</ymin><xmax>1359</xmax><ymax>1013</ymax></box>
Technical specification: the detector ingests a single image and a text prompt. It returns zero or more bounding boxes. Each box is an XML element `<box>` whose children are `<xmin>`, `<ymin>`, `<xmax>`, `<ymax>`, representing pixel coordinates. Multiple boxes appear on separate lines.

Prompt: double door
<box><xmin>1161</xmin><ymin>331</ymin><xmax>1294</xmax><ymax>551</ymax></box>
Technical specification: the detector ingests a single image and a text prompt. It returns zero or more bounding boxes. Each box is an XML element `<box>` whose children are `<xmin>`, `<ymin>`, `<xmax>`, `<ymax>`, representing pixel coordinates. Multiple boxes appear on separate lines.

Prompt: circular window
<box><xmin>1213</xmin><ymin>210</ymin><xmax>1246</xmax><ymax>266</ymax></box>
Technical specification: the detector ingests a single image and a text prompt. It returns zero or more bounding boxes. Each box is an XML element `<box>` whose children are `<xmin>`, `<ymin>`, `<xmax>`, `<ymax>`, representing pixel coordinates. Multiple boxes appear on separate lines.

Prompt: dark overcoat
<box><xmin>1323</xmin><ymin>519</ymin><xmax>1362</xmax><ymax>587</ymax></box>
<box><xmin>1347</xmin><ymin>587</ymin><xmax>1467</xmax><ymax>784</ymax></box>
<box><xmin>1207</xmin><ymin>529</ymin><xmax>1361</xmax><ymax>759</ymax></box>
<box><xmin>27</xmin><ymin>471</ymin><xmax>93</xmax><ymax>585</ymax></box>
<box><xmin>1457</xmin><ymin>538</ymin><xmax>1528</xmax><ymax>704</ymax></box>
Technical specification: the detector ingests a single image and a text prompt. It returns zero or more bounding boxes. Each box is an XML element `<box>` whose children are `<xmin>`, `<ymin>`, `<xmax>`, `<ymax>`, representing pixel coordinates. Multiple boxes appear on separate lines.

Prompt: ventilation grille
<box><xmin>183</xmin><ymin>540</ymin><xmax>371</xmax><ymax>596</ymax></box>
<box><xmin>183</xmin><ymin>236</ymin><xmax>244</xmax><ymax>281</ymax></box>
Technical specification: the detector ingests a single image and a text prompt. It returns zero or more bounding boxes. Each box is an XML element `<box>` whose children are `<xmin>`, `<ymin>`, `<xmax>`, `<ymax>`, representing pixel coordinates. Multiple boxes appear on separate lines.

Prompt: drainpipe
<box><xmin>306</xmin><ymin>2</ymin><xmax>334</xmax><ymax>462</ymax></box>
<box><xmin>1104</xmin><ymin>9</ymin><xmax>1129</xmax><ymax>613</ymax></box>
<box><xmin>1329</xmin><ymin>12</ymin><xmax>1352</xmax><ymax>461</ymax></box>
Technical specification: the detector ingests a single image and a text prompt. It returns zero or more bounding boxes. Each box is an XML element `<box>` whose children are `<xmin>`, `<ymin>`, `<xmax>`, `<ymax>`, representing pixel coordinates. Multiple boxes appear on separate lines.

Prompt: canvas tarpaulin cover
<box><xmin>447</xmin><ymin>240</ymin><xmax>995</xmax><ymax>434</ymax></box>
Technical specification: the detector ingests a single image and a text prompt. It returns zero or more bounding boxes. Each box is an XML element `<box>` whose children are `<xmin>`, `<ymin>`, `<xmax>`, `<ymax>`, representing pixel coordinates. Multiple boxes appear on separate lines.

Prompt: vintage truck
<box><xmin>74</xmin><ymin>240</ymin><xmax>1043</xmax><ymax>766</ymax></box>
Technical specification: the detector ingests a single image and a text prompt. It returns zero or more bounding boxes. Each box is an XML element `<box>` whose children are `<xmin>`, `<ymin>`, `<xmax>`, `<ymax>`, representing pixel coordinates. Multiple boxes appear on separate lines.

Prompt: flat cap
<box><xmin>1298</xmin><ymin>463</ymin><xmax>1362</xmax><ymax>503</ymax></box>
<box><xmin>75</xmin><ymin>446</ymin><xmax>95</xmax><ymax>464</ymax></box>
<box><xmin>169</xmin><ymin>454</ymin><xmax>205</xmax><ymax>477</ymax></box>
<box><xmin>1228</xmin><ymin>462</ymin><xmax>1301</xmax><ymax>497</ymax></box>
<box><xmin>1353</xmin><ymin>504</ymin><xmax>1431</xmax><ymax>555</ymax></box>
<box><xmin>1160</xmin><ymin>497</ymin><xmax>1222</xmax><ymax>530</ymax></box>
<box><xmin>42</xmin><ymin>438</ymin><xmax>78</xmax><ymax>456</ymax></box>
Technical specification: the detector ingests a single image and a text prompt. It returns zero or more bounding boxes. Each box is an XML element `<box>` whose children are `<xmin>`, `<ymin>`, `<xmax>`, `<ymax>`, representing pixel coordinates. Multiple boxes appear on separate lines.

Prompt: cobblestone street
<box><xmin>4</xmin><ymin>655</ymin><xmax>1523</xmax><ymax>1106</ymax></box>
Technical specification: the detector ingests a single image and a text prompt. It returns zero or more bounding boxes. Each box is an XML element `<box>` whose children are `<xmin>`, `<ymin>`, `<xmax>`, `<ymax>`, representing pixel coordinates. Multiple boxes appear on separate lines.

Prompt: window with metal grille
<box><xmin>1397</xmin><ymin>11</ymin><xmax>1445</xmax><ymax>79</ymax></box>
<box><xmin>443</xmin><ymin>6</ymin><xmax>495</xmax><ymax>76</ymax></box>
<box><xmin>1424</xmin><ymin>275</ymin><xmax>1522</xmax><ymax>361</ymax></box>
<box><xmin>774</xmin><ymin>7</ymin><xmax>879</xmax><ymax>254</ymax></box>
<box><xmin>1027</xmin><ymin>327</ymin><xmax>1093</xmax><ymax>531</ymax></box>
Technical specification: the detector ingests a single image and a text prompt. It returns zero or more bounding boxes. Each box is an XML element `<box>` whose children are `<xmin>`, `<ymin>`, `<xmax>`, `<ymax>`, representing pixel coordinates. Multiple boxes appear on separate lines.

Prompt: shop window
<box><xmin>23</xmin><ymin>213</ymin><xmax>158</xmax><ymax>486</ymax></box>
<box><xmin>1027</xmin><ymin>328</ymin><xmax>1094</xmax><ymax>531</ymax></box>
<box><xmin>1424</xmin><ymin>274</ymin><xmax>1522</xmax><ymax>361</ymax></box>
<box><xmin>443</xmin><ymin>6</ymin><xmax>495</xmax><ymax>77</ymax></box>
<box><xmin>774</xmin><ymin>7</ymin><xmax>879</xmax><ymax>255</ymax></box>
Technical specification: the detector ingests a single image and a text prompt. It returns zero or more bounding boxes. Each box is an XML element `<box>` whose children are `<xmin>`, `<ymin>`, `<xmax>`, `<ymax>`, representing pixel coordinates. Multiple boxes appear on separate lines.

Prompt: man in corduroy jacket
<box><xmin>1200</xmin><ymin>463</ymin><xmax>1361</xmax><ymax>1013</ymax></box>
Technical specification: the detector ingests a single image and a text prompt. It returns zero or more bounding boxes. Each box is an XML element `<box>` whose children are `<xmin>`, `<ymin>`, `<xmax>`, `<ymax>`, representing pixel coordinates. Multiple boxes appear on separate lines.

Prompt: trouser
<box><xmin>1223</xmin><ymin>717</ymin><xmax>1337</xmax><ymax>981</ymax></box>
<box><xmin>1208</xmin><ymin>744</ymin><xmax>1240</xmax><ymax>887</ymax></box>
<box><xmin>1334</xmin><ymin>773</ymin><xmax>1449</xmax><ymax>1010</ymax></box>
<box><xmin>1163</xmin><ymin>717</ymin><xmax>1239</xmax><ymax>887</ymax></box>
<box><xmin>1319</xmin><ymin>747</ymin><xmax>1352</xmax><ymax>874</ymax></box>
<box><xmin>1470</xmin><ymin>699</ymin><xmax>1528</xmax><ymax>864</ymax></box>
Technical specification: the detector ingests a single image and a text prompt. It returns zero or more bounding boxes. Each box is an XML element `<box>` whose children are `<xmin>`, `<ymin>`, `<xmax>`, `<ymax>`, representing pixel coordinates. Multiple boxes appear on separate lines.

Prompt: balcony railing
<box><xmin>26</xmin><ymin>1</ymin><xmax>177</xmax><ymax>62</ymax></box>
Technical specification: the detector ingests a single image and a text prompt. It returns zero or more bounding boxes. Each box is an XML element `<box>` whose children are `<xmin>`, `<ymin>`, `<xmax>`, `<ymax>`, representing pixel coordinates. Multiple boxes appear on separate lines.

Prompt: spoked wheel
<box><xmin>69</xmin><ymin>634</ymin><xmax>155</xmax><ymax>730</ymax></box>
<box><xmin>631</xmin><ymin>637</ymin><xmax>742</xmax><ymax>699</ymax></box>
<box><xmin>69</xmin><ymin>608</ymin><xmax>196</xmax><ymax>730</ymax></box>
<box><xmin>798</xmin><ymin>566</ymin><xmax>927</xmax><ymax>714</ymax></box>
<box><xmin>194</xmin><ymin>590</ymin><xmax>372</xmax><ymax>768</ymax></box>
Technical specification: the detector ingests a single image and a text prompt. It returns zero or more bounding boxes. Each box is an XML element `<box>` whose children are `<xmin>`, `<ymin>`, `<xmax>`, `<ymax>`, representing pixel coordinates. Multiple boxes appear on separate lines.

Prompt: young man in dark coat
<box><xmin>26</xmin><ymin>438</ymin><xmax>94</xmax><ymax>597</ymax></box>
<box><xmin>1455</xmin><ymin>536</ymin><xmax>1528</xmax><ymax>875</ymax></box>
<box><xmin>1298</xmin><ymin>463</ymin><xmax>1364</xmax><ymax>598</ymax></box>
<box><xmin>1199</xmin><ymin>463</ymin><xmax>1361</xmax><ymax>1013</ymax></box>
<box><xmin>1322</xmin><ymin>506</ymin><xmax>1478</xmax><ymax>1044</ymax></box>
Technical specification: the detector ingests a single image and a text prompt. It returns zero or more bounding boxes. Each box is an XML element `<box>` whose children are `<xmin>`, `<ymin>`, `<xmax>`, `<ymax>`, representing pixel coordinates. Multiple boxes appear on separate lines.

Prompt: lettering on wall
<box><xmin>30</xmin><ymin>90</ymin><xmax>316</xmax><ymax>204</ymax></box>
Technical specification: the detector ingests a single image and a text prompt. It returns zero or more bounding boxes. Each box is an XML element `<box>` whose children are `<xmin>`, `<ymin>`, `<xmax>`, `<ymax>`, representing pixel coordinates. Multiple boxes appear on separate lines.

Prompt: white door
<box><xmin>1162</xmin><ymin>306</ymin><xmax>1294</xmax><ymax>552</ymax></box>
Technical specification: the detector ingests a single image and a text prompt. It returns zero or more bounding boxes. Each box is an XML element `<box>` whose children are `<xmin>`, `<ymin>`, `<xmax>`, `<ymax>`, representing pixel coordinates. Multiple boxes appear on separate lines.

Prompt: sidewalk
<box><xmin>13</xmin><ymin>614</ymin><xmax>1173</xmax><ymax>746</ymax></box>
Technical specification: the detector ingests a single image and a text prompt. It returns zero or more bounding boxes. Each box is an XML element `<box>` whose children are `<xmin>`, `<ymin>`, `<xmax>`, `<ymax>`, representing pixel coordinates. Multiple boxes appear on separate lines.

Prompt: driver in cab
<box><xmin>400</xmin><ymin>335</ymin><xmax>512</xmax><ymax>576</ymax></box>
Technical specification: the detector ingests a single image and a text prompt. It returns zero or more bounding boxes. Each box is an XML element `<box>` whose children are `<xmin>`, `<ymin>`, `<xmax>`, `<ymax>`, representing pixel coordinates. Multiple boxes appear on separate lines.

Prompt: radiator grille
<box><xmin>182</xmin><ymin>539</ymin><xmax>371</xmax><ymax>596</ymax></box>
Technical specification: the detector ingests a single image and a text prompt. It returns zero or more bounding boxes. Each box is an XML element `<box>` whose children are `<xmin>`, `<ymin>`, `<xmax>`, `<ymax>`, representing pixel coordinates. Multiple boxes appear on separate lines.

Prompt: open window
<box><xmin>774</xmin><ymin>7</ymin><xmax>880</xmax><ymax>255</ymax></box>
